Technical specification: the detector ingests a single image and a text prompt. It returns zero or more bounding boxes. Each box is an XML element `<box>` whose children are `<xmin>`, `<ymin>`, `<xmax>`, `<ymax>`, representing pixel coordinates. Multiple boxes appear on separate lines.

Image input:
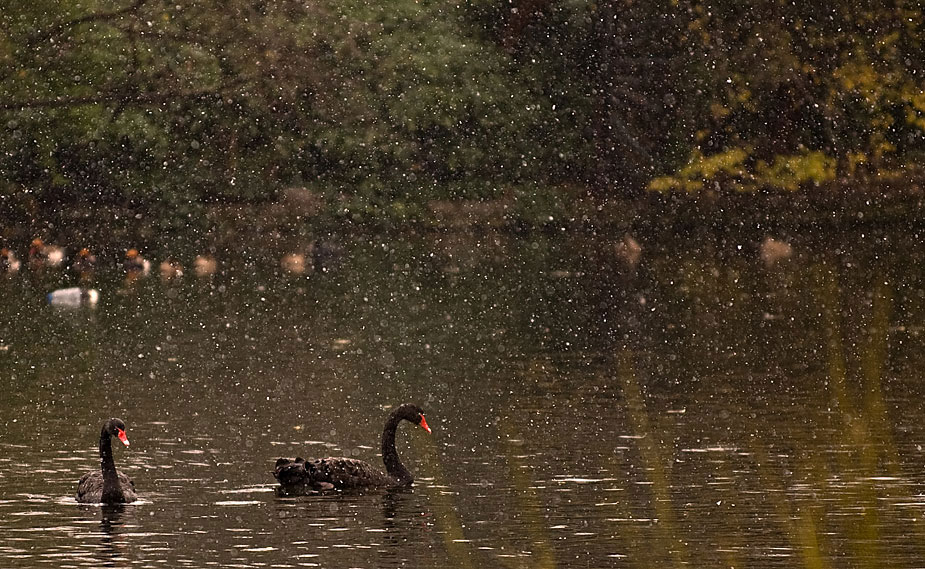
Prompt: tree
<box><xmin>463</xmin><ymin>0</ymin><xmax>693</xmax><ymax>197</ymax></box>
<box><xmin>0</xmin><ymin>0</ymin><xmax>552</xmax><ymax>221</ymax></box>
<box><xmin>650</xmin><ymin>0</ymin><xmax>925</xmax><ymax>193</ymax></box>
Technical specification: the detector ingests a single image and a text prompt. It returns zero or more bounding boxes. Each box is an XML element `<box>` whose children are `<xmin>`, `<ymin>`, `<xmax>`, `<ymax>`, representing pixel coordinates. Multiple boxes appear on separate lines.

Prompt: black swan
<box><xmin>274</xmin><ymin>404</ymin><xmax>431</xmax><ymax>492</ymax></box>
<box><xmin>77</xmin><ymin>418</ymin><xmax>137</xmax><ymax>504</ymax></box>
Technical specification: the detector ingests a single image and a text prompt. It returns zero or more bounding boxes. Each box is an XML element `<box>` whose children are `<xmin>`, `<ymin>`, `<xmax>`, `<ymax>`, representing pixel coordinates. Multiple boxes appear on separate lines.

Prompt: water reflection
<box><xmin>378</xmin><ymin>490</ymin><xmax>433</xmax><ymax>568</ymax></box>
<box><xmin>94</xmin><ymin>505</ymin><xmax>129</xmax><ymax>567</ymax></box>
<box><xmin>0</xmin><ymin>233</ymin><xmax>922</xmax><ymax>567</ymax></box>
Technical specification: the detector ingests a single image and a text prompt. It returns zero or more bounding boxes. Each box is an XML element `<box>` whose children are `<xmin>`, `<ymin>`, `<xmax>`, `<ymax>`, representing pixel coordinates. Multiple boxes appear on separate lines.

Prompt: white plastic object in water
<box><xmin>46</xmin><ymin>287</ymin><xmax>100</xmax><ymax>308</ymax></box>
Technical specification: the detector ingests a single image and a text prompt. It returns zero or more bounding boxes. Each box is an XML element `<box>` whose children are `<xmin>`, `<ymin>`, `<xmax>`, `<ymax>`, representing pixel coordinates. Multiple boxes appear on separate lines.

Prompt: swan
<box><xmin>76</xmin><ymin>418</ymin><xmax>137</xmax><ymax>504</ymax></box>
<box><xmin>274</xmin><ymin>404</ymin><xmax>431</xmax><ymax>493</ymax></box>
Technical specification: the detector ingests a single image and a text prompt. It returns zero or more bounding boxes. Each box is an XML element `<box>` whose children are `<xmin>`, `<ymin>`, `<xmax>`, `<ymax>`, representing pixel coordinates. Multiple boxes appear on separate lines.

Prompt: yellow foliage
<box><xmin>870</xmin><ymin>133</ymin><xmax>896</xmax><ymax>160</ymax></box>
<box><xmin>878</xmin><ymin>31</ymin><xmax>900</xmax><ymax>48</ymax></box>
<box><xmin>904</xmin><ymin>107</ymin><xmax>925</xmax><ymax>130</ymax></box>
<box><xmin>833</xmin><ymin>53</ymin><xmax>884</xmax><ymax>104</ymax></box>
<box><xmin>650</xmin><ymin>149</ymin><xmax>840</xmax><ymax>193</ymax></box>
<box><xmin>846</xmin><ymin>152</ymin><xmax>867</xmax><ymax>177</ymax></box>
<box><xmin>679</xmin><ymin>148</ymin><xmax>748</xmax><ymax>179</ymax></box>
<box><xmin>907</xmin><ymin>88</ymin><xmax>925</xmax><ymax>112</ymax></box>
<box><xmin>754</xmin><ymin>151</ymin><xmax>835</xmax><ymax>191</ymax></box>
<box><xmin>710</xmin><ymin>102</ymin><xmax>731</xmax><ymax>119</ymax></box>
<box><xmin>649</xmin><ymin>148</ymin><xmax>750</xmax><ymax>192</ymax></box>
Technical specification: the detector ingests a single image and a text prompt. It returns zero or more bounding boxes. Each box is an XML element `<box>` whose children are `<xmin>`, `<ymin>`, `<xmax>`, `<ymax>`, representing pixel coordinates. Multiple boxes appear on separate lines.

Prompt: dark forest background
<box><xmin>1</xmin><ymin>0</ymin><xmax>923</xmax><ymax>238</ymax></box>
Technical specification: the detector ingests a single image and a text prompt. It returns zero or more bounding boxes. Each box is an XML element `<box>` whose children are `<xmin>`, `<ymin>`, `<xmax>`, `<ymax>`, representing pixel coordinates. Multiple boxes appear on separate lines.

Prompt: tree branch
<box><xmin>0</xmin><ymin>80</ymin><xmax>248</xmax><ymax>111</ymax></box>
<box><xmin>28</xmin><ymin>0</ymin><xmax>149</xmax><ymax>47</ymax></box>
<box><xmin>0</xmin><ymin>0</ymin><xmax>152</xmax><ymax>85</ymax></box>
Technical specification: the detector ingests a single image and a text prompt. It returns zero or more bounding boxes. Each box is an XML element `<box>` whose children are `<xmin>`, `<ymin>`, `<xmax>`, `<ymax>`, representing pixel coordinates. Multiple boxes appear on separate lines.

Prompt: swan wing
<box><xmin>309</xmin><ymin>457</ymin><xmax>391</xmax><ymax>488</ymax></box>
<box><xmin>76</xmin><ymin>471</ymin><xmax>102</xmax><ymax>501</ymax></box>
<box><xmin>118</xmin><ymin>471</ymin><xmax>136</xmax><ymax>492</ymax></box>
<box><xmin>274</xmin><ymin>456</ymin><xmax>396</xmax><ymax>490</ymax></box>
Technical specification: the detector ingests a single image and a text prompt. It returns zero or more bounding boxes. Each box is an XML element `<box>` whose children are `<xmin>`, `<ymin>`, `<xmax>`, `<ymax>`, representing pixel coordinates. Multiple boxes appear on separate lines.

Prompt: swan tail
<box><xmin>273</xmin><ymin>457</ymin><xmax>316</xmax><ymax>487</ymax></box>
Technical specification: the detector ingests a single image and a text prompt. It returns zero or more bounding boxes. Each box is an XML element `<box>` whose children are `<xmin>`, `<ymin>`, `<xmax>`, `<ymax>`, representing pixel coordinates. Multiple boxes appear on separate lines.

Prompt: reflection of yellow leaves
<box><xmin>733</xmin><ymin>85</ymin><xmax>752</xmax><ymax>105</ymax></box>
<box><xmin>871</xmin><ymin>113</ymin><xmax>894</xmax><ymax>128</ymax></box>
<box><xmin>904</xmin><ymin>108</ymin><xmax>925</xmax><ymax>130</ymax></box>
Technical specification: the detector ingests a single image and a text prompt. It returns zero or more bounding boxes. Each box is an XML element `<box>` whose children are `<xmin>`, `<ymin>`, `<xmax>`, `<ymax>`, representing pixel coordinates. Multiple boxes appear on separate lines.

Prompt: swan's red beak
<box><xmin>419</xmin><ymin>415</ymin><xmax>431</xmax><ymax>434</ymax></box>
<box><xmin>117</xmin><ymin>428</ymin><xmax>130</xmax><ymax>447</ymax></box>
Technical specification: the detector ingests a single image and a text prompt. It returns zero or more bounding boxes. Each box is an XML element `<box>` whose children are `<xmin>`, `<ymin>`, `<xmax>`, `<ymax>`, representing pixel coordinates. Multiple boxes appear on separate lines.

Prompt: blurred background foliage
<box><xmin>0</xmin><ymin>0</ymin><xmax>923</xmax><ymax>231</ymax></box>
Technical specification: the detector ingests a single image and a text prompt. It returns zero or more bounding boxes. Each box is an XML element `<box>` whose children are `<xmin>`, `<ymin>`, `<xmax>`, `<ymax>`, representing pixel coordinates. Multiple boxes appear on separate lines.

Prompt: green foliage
<box><xmin>0</xmin><ymin>0</ymin><xmax>556</xmax><ymax>218</ymax></box>
<box><xmin>301</xmin><ymin>0</ymin><xmax>547</xmax><ymax>199</ymax></box>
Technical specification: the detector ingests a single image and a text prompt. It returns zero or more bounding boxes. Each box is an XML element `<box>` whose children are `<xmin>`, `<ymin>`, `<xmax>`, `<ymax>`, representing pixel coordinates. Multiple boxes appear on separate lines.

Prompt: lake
<box><xmin>1</xmin><ymin>229</ymin><xmax>923</xmax><ymax>567</ymax></box>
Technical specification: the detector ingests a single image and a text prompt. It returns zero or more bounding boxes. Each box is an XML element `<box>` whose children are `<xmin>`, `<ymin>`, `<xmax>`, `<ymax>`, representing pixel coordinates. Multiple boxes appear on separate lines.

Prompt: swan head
<box><xmin>105</xmin><ymin>418</ymin><xmax>130</xmax><ymax>447</ymax></box>
<box><xmin>395</xmin><ymin>404</ymin><xmax>431</xmax><ymax>434</ymax></box>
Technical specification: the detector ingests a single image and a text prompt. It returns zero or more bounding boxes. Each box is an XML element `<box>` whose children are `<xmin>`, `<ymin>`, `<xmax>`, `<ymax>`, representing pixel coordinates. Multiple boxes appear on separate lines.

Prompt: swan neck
<box><xmin>99</xmin><ymin>428</ymin><xmax>119</xmax><ymax>488</ymax></box>
<box><xmin>381</xmin><ymin>412</ymin><xmax>412</xmax><ymax>484</ymax></box>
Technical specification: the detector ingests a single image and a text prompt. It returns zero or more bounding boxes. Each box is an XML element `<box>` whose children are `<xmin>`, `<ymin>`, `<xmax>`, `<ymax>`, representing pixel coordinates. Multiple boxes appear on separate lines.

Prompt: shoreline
<box><xmin>2</xmin><ymin>180</ymin><xmax>922</xmax><ymax>260</ymax></box>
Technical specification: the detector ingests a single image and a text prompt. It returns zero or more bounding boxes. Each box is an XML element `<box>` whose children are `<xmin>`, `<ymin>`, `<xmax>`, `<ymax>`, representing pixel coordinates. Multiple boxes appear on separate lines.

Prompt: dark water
<box><xmin>1</xmin><ymin>231</ymin><xmax>924</xmax><ymax>568</ymax></box>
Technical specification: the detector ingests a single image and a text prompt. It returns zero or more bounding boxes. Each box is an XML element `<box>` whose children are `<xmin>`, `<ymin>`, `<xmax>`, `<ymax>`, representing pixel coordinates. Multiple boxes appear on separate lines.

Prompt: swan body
<box><xmin>275</xmin><ymin>456</ymin><xmax>397</xmax><ymax>491</ymax></box>
<box><xmin>77</xmin><ymin>418</ymin><xmax>137</xmax><ymax>504</ymax></box>
<box><xmin>77</xmin><ymin>470</ymin><xmax>137</xmax><ymax>503</ymax></box>
<box><xmin>274</xmin><ymin>404</ymin><xmax>431</xmax><ymax>493</ymax></box>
